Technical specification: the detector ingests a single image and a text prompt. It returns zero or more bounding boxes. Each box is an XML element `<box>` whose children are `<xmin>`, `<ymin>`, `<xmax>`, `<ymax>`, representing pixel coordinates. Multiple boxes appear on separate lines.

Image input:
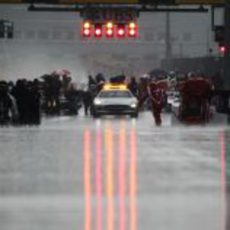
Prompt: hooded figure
<box><xmin>147</xmin><ymin>80</ymin><xmax>165</xmax><ymax>126</ymax></box>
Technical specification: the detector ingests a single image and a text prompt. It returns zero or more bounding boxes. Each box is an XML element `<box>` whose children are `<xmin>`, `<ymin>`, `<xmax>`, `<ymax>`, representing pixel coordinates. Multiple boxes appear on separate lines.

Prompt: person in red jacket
<box><xmin>147</xmin><ymin>80</ymin><xmax>165</xmax><ymax>126</ymax></box>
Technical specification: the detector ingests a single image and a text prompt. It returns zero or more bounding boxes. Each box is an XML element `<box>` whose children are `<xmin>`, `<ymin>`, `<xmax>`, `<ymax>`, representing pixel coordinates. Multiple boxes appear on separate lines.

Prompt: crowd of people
<box><xmin>0</xmin><ymin>79</ymin><xmax>41</xmax><ymax>125</ymax></box>
<box><xmin>0</xmin><ymin>73</ymin><xmax>106</xmax><ymax>125</ymax></box>
<box><xmin>0</xmin><ymin>70</ymin><xmax>220</xmax><ymax>126</ymax></box>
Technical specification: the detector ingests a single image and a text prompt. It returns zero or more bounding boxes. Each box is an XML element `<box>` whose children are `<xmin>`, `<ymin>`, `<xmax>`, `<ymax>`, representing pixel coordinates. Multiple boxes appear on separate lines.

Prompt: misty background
<box><xmin>0</xmin><ymin>4</ymin><xmax>224</xmax><ymax>82</ymax></box>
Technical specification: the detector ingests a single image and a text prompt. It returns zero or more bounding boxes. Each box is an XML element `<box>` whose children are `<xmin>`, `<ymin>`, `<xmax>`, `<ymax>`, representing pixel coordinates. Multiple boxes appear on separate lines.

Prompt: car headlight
<box><xmin>94</xmin><ymin>98</ymin><xmax>102</xmax><ymax>105</ymax></box>
<box><xmin>130</xmin><ymin>102</ymin><xmax>137</xmax><ymax>108</ymax></box>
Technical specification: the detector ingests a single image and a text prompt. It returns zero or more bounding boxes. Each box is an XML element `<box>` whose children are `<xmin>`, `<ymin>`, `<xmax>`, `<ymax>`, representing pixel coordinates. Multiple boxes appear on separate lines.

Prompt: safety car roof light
<box><xmin>103</xmin><ymin>83</ymin><xmax>127</xmax><ymax>90</ymax></box>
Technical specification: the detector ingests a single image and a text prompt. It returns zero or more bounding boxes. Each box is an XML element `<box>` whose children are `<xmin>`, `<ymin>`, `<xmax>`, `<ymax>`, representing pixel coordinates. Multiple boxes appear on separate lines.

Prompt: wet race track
<box><xmin>0</xmin><ymin>111</ymin><xmax>229</xmax><ymax>230</ymax></box>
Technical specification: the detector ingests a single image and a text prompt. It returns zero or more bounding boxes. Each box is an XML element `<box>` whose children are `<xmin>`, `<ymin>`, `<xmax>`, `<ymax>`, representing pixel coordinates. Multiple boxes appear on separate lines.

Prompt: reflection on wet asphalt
<box><xmin>0</xmin><ymin>112</ymin><xmax>229</xmax><ymax>230</ymax></box>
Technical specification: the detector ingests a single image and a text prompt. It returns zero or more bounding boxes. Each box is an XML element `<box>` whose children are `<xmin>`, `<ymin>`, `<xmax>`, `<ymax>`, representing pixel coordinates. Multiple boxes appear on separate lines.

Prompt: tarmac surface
<box><xmin>0</xmin><ymin>111</ymin><xmax>229</xmax><ymax>230</ymax></box>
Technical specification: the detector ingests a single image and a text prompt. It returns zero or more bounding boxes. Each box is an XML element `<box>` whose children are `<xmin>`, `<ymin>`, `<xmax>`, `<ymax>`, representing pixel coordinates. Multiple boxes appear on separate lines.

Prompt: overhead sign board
<box><xmin>0</xmin><ymin>0</ymin><xmax>23</xmax><ymax>2</ymax></box>
<box><xmin>59</xmin><ymin>0</ymin><xmax>224</xmax><ymax>4</ymax></box>
<box><xmin>0</xmin><ymin>0</ymin><xmax>172</xmax><ymax>4</ymax></box>
<box><xmin>175</xmin><ymin>0</ymin><xmax>224</xmax><ymax>4</ymax></box>
<box><xmin>82</xmin><ymin>7</ymin><xmax>138</xmax><ymax>23</ymax></box>
<box><xmin>60</xmin><ymin>0</ymin><xmax>174</xmax><ymax>3</ymax></box>
<box><xmin>0</xmin><ymin>0</ymin><xmax>224</xmax><ymax>5</ymax></box>
<box><xmin>55</xmin><ymin>0</ymin><xmax>175</xmax><ymax>4</ymax></box>
<box><xmin>60</xmin><ymin>0</ymin><xmax>138</xmax><ymax>3</ymax></box>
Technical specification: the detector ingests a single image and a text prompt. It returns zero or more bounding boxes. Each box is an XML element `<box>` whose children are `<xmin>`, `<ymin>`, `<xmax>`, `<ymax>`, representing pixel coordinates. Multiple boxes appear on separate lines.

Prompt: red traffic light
<box><xmin>219</xmin><ymin>45</ymin><xmax>226</xmax><ymax>54</ymax></box>
<box><xmin>82</xmin><ymin>21</ymin><xmax>91</xmax><ymax>37</ymax></box>
<box><xmin>83</xmin><ymin>28</ymin><xmax>91</xmax><ymax>37</ymax></box>
<box><xmin>128</xmin><ymin>21</ymin><xmax>138</xmax><ymax>37</ymax></box>
<box><xmin>94</xmin><ymin>24</ymin><xmax>103</xmax><ymax>38</ymax></box>
<box><xmin>106</xmin><ymin>28</ymin><xmax>114</xmax><ymax>37</ymax></box>
<box><xmin>105</xmin><ymin>21</ymin><xmax>114</xmax><ymax>37</ymax></box>
<box><xmin>117</xmin><ymin>25</ymin><xmax>125</xmax><ymax>37</ymax></box>
<box><xmin>128</xmin><ymin>28</ymin><xmax>137</xmax><ymax>37</ymax></box>
<box><xmin>81</xmin><ymin>21</ymin><xmax>139</xmax><ymax>39</ymax></box>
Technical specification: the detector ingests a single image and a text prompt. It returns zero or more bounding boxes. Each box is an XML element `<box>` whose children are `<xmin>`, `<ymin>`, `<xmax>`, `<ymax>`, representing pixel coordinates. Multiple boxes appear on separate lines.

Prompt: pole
<box><xmin>165</xmin><ymin>12</ymin><xmax>172</xmax><ymax>64</ymax></box>
<box><xmin>223</xmin><ymin>0</ymin><xmax>230</xmax><ymax>123</ymax></box>
<box><xmin>224</xmin><ymin>0</ymin><xmax>230</xmax><ymax>90</ymax></box>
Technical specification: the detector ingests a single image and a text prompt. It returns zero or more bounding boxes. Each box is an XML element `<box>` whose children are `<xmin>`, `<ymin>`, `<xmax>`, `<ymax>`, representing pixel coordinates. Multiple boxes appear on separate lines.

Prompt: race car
<box><xmin>91</xmin><ymin>83</ymin><xmax>139</xmax><ymax>118</ymax></box>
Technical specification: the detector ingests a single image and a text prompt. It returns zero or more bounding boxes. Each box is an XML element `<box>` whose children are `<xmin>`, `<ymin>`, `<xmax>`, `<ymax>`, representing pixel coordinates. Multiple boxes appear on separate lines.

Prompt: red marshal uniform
<box><xmin>148</xmin><ymin>81</ymin><xmax>165</xmax><ymax>126</ymax></box>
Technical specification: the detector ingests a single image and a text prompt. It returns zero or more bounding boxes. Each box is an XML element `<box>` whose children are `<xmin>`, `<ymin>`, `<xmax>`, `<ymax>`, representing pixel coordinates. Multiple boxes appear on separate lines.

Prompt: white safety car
<box><xmin>91</xmin><ymin>83</ymin><xmax>139</xmax><ymax>118</ymax></box>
